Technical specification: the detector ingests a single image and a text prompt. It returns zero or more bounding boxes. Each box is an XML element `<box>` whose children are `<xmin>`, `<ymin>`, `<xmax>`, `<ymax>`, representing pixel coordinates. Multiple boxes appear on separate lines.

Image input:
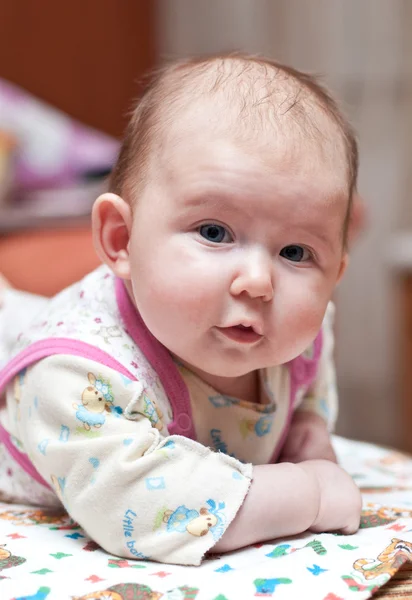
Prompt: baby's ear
<box><xmin>337</xmin><ymin>252</ymin><xmax>349</xmax><ymax>284</ymax></box>
<box><xmin>348</xmin><ymin>192</ymin><xmax>367</xmax><ymax>248</ymax></box>
<box><xmin>92</xmin><ymin>193</ymin><xmax>132</xmax><ymax>280</ymax></box>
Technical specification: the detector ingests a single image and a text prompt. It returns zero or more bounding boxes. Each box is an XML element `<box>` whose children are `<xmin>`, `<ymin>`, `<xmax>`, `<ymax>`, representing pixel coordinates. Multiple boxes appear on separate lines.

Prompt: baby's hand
<box><xmin>279</xmin><ymin>411</ymin><xmax>336</xmax><ymax>463</ymax></box>
<box><xmin>301</xmin><ymin>459</ymin><xmax>362</xmax><ymax>534</ymax></box>
<box><xmin>213</xmin><ymin>458</ymin><xmax>361</xmax><ymax>554</ymax></box>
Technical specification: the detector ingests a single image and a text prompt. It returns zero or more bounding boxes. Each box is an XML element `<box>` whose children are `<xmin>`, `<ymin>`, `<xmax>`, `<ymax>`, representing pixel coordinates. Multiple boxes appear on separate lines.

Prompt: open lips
<box><xmin>216</xmin><ymin>324</ymin><xmax>263</xmax><ymax>344</ymax></box>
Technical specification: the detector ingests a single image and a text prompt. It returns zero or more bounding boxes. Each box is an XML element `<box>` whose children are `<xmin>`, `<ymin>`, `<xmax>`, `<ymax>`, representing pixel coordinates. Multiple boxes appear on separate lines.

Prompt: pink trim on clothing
<box><xmin>0</xmin><ymin>339</ymin><xmax>138</xmax><ymax>395</ymax></box>
<box><xmin>0</xmin><ymin>339</ymin><xmax>138</xmax><ymax>488</ymax></box>
<box><xmin>269</xmin><ymin>330</ymin><xmax>323</xmax><ymax>463</ymax></box>
<box><xmin>115</xmin><ymin>279</ymin><xmax>196</xmax><ymax>439</ymax></box>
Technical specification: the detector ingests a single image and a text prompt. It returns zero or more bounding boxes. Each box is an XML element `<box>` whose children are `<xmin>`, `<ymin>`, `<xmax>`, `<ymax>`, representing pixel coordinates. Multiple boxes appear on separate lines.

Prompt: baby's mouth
<box><xmin>215</xmin><ymin>324</ymin><xmax>263</xmax><ymax>344</ymax></box>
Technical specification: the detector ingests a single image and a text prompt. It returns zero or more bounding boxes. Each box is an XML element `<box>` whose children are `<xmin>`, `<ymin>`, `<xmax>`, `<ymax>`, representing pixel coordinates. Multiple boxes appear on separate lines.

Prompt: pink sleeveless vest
<box><xmin>0</xmin><ymin>266</ymin><xmax>322</xmax><ymax>488</ymax></box>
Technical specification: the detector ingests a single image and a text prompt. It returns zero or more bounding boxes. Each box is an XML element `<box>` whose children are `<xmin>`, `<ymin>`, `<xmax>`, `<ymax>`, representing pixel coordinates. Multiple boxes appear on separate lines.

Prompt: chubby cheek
<box><xmin>276</xmin><ymin>273</ymin><xmax>331</xmax><ymax>355</ymax></box>
<box><xmin>286</xmin><ymin>302</ymin><xmax>324</xmax><ymax>347</ymax></box>
<box><xmin>129</xmin><ymin>239</ymin><xmax>226</xmax><ymax>334</ymax></box>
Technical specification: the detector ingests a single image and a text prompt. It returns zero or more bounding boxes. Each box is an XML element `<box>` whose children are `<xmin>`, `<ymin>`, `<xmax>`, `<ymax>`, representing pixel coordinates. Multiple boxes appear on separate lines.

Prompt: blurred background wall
<box><xmin>1</xmin><ymin>0</ymin><xmax>411</xmax><ymax>450</ymax></box>
<box><xmin>0</xmin><ymin>2</ymin><xmax>156</xmax><ymax>137</ymax></box>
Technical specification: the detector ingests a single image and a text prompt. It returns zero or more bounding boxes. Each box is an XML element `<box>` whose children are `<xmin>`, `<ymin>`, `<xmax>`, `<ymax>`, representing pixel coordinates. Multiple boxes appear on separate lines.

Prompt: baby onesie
<box><xmin>0</xmin><ymin>266</ymin><xmax>337</xmax><ymax>565</ymax></box>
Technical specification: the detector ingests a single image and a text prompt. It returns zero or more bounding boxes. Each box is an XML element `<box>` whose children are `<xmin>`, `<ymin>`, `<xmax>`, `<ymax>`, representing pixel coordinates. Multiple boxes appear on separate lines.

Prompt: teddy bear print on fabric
<box><xmin>73</xmin><ymin>372</ymin><xmax>122</xmax><ymax>432</ymax></box>
<box><xmin>154</xmin><ymin>499</ymin><xmax>225</xmax><ymax>540</ymax></box>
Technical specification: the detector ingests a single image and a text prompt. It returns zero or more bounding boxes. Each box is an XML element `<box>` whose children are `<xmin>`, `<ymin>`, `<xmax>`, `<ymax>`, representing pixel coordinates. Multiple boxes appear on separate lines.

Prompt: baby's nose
<box><xmin>230</xmin><ymin>249</ymin><xmax>273</xmax><ymax>301</ymax></box>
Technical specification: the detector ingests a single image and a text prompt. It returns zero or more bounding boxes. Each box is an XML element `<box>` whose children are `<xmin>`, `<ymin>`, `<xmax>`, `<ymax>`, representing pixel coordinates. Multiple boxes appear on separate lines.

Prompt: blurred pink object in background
<box><xmin>0</xmin><ymin>78</ymin><xmax>120</xmax><ymax>191</ymax></box>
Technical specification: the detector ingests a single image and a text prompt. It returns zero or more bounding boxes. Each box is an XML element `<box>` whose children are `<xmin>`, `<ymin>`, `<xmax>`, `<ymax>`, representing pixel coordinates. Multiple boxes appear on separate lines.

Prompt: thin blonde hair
<box><xmin>110</xmin><ymin>53</ymin><xmax>358</xmax><ymax>244</ymax></box>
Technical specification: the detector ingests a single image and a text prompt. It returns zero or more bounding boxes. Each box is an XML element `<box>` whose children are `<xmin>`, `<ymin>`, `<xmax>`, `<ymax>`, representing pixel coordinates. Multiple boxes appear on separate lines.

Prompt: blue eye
<box><xmin>199</xmin><ymin>224</ymin><xmax>232</xmax><ymax>243</ymax></box>
<box><xmin>280</xmin><ymin>245</ymin><xmax>310</xmax><ymax>262</ymax></box>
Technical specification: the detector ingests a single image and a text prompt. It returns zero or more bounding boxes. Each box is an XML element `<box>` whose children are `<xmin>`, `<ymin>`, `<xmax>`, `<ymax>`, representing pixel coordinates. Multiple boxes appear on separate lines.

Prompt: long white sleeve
<box><xmin>13</xmin><ymin>355</ymin><xmax>252</xmax><ymax>565</ymax></box>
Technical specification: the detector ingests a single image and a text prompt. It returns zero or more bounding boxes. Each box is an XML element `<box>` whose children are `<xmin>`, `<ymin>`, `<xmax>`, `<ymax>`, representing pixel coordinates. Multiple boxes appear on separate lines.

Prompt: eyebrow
<box><xmin>180</xmin><ymin>191</ymin><xmax>258</xmax><ymax>219</ymax></box>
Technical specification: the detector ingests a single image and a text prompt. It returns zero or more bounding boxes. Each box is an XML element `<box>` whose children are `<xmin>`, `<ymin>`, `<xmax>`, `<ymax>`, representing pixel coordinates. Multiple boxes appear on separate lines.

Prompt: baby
<box><xmin>0</xmin><ymin>54</ymin><xmax>362</xmax><ymax>566</ymax></box>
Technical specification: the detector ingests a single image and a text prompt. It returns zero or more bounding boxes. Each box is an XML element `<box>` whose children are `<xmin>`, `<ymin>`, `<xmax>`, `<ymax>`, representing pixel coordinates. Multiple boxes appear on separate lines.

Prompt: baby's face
<box><xmin>127</xmin><ymin>117</ymin><xmax>348</xmax><ymax>378</ymax></box>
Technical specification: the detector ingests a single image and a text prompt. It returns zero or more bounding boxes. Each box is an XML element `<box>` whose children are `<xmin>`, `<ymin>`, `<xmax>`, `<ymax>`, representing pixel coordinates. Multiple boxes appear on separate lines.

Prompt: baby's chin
<box><xmin>179</xmin><ymin>355</ymin><xmax>282</xmax><ymax>379</ymax></box>
<box><xmin>171</xmin><ymin>340</ymin><xmax>312</xmax><ymax>378</ymax></box>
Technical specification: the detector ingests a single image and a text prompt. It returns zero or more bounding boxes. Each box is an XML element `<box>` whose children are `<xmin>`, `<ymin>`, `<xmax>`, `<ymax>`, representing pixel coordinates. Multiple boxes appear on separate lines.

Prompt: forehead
<box><xmin>153</xmin><ymin>96</ymin><xmax>348</xmax><ymax>206</ymax></box>
<box><xmin>151</xmin><ymin>88</ymin><xmax>349</xmax><ymax>195</ymax></box>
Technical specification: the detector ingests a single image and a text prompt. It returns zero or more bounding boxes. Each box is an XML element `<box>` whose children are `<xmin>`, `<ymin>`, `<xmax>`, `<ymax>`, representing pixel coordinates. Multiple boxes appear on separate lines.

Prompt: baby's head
<box><xmin>93</xmin><ymin>54</ymin><xmax>358</xmax><ymax>378</ymax></box>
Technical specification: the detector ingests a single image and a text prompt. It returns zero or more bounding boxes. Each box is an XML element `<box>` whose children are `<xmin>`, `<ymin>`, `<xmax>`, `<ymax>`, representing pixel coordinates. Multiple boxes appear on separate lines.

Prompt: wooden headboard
<box><xmin>0</xmin><ymin>1</ymin><xmax>156</xmax><ymax>137</ymax></box>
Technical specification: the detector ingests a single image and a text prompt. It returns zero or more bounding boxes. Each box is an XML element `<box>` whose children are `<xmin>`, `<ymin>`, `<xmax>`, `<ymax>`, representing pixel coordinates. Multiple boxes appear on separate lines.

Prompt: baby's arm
<box><xmin>280</xmin><ymin>302</ymin><xmax>338</xmax><ymax>463</ymax></box>
<box><xmin>279</xmin><ymin>411</ymin><xmax>337</xmax><ymax>463</ymax></box>
<box><xmin>214</xmin><ymin>459</ymin><xmax>361</xmax><ymax>553</ymax></box>
<box><xmin>14</xmin><ymin>355</ymin><xmax>252</xmax><ymax>566</ymax></box>
<box><xmin>14</xmin><ymin>354</ymin><xmax>361</xmax><ymax>565</ymax></box>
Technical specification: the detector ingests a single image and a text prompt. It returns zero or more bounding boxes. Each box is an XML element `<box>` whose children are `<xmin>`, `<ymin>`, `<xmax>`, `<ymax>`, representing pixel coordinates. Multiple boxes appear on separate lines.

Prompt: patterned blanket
<box><xmin>1</xmin><ymin>436</ymin><xmax>412</xmax><ymax>600</ymax></box>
